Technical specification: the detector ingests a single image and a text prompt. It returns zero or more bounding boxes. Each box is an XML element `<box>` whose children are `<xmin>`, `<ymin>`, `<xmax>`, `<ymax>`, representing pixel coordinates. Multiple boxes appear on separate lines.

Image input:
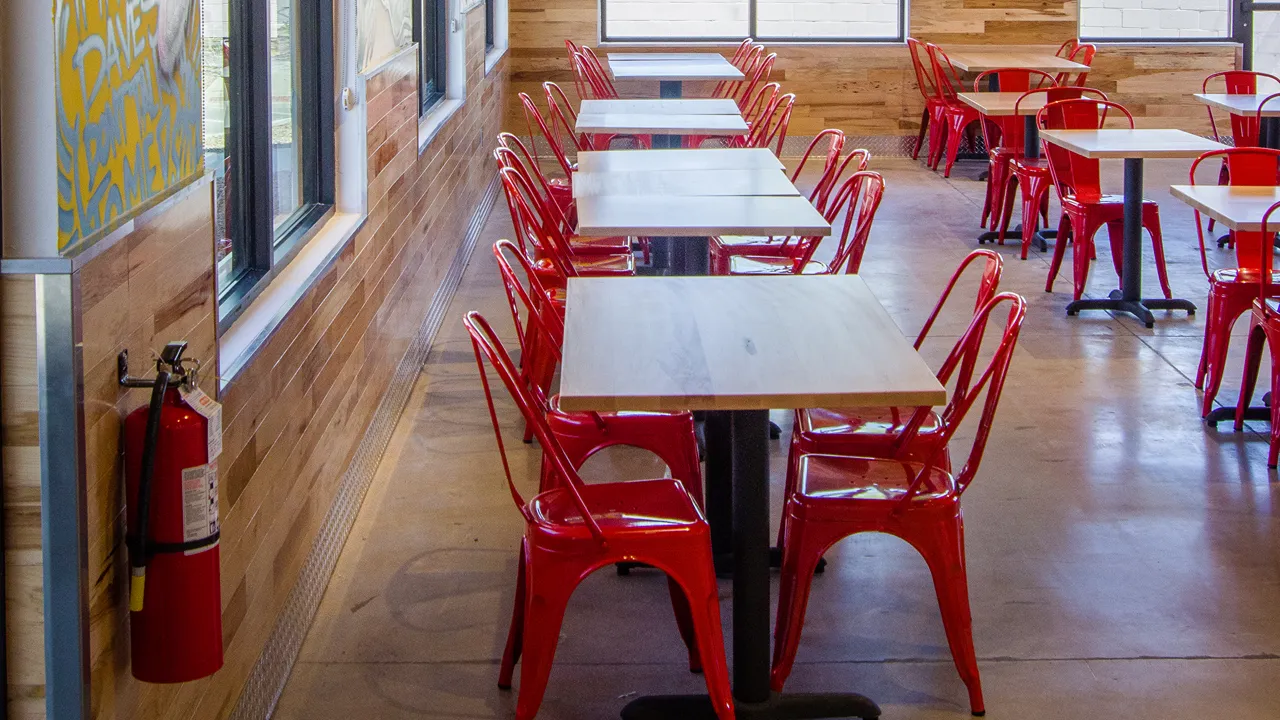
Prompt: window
<box><xmin>485</xmin><ymin>0</ymin><xmax>495</xmax><ymax>50</ymax></box>
<box><xmin>415</xmin><ymin>0</ymin><xmax>449</xmax><ymax>113</ymax></box>
<box><xmin>211</xmin><ymin>0</ymin><xmax>335</xmax><ymax>325</ymax></box>
<box><xmin>1079</xmin><ymin>0</ymin><xmax>1230</xmax><ymax>40</ymax></box>
<box><xmin>600</xmin><ymin>0</ymin><xmax>904</xmax><ymax>42</ymax></box>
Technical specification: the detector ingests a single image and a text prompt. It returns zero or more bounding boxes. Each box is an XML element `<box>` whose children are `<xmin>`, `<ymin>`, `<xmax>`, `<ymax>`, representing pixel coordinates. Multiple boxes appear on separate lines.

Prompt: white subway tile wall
<box><xmin>1079</xmin><ymin>0</ymin><xmax>1230</xmax><ymax>39</ymax></box>
<box><xmin>603</xmin><ymin>0</ymin><xmax>902</xmax><ymax>39</ymax></box>
<box><xmin>1257</xmin><ymin>13</ymin><xmax>1280</xmax><ymax>78</ymax></box>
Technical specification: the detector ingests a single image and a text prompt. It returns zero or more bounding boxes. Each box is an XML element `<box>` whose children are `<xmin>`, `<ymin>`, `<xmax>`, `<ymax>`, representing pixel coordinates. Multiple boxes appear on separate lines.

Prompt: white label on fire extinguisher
<box><xmin>180</xmin><ymin>387</ymin><xmax>223</xmax><ymax>461</ymax></box>
<box><xmin>181</xmin><ymin>463</ymin><xmax>219</xmax><ymax>554</ymax></box>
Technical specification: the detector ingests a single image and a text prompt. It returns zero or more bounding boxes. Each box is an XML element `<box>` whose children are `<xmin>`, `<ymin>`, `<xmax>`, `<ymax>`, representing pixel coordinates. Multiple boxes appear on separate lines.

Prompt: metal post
<box><xmin>1122</xmin><ymin>159</ymin><xmax>1144</xmax><ymax>301</ymax></box>
<box><xmin>731</xmin><ymin>409</ymin><xmax>771</xmax><ymax>703</ymax></box>
<box><xmin>704</xmin><ymin>411</ymin><xmax>733</xmax><ymax>565</ymax></box>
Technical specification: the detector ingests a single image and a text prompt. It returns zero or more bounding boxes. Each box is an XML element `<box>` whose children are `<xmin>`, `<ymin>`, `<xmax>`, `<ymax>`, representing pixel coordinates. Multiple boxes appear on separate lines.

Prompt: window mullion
<box><xmin>243</xmin><ymin>0</ymin><xmax>274</xmax><ymax>272</ymax></box>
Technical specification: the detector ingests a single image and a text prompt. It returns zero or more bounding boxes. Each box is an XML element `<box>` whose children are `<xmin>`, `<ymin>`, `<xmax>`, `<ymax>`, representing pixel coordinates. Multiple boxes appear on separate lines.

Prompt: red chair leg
<box><xmin>915</xmin><ymin>109</ymin><xmax>929</xmax><ymax>161</ymax></box>
<box><xmin>1235</xmin><ymin>323</ymin><xmax>1267</xmax><ymax>431</ymax></box>
<box><xmin>904</xmin><ymin>511</ymin><xmax>984</xmax><ymax>717</ymax></box>
<box><xmin>498</xmin><ymin>540</ymin><xmax>529</xmax><ymax>690</ymax></box>
<box><xmin>668</xmin><ymin>564</ymin><xmax>736</xmax><ymax>720</ymax></box>
<box><xmin>776</xmin><ymin>433</ymin><xmax>804</xmax><ymax>550</ymax></box>
<box><xmin>995</xmin><ymin>172</ymin><xmax>1019</xmax><ymax>247</ymax></box>
<box><xmin>1143</xmin><ymin>207</ymin><xmax>1173</xmax><ymax>300</ymax></box>
<box><xmin>1071</xmin><ymin>217</ymin><xmax>1099</xmax><ymax>302</ymax></box>
<box><xmin>1199</xmin><ymin>288</ymin><xmax>1250</xmax><ymax>418</ymax></box>
<box><xmin>770</xmin><ymin>508</ymin><xmax>838</xmax><ymax>693</ymax></box>
<box><xmin>928</xmin><ymin>108</ymin><xmax>948</xmax><ymax>170</ymax></box>
<box><xmin>514</xmin><ymin>552</ymin><xmax>580</xmax><ymax>720</ymax></box>
<box><xmin>1104</xmin><ymin>220</ymin><xmax>1126</xmax><ymax>283</ymax></box>
<box><xmin>667</xmin><ymin>575</ymin><xmax>702</xmax><ymax>673</ymax></box>
<box><xmin>1046</xmin><ymin>212</ymin><xmax>1071</xmax><ymax>293</ymax></box>
<box><xmin>943</xmin><ymin>115</ymin><xmax>967</xmax><ymax>178</ymax></box>
<box><xmin>1269</xmin><ymin>352</ymin><xmax>1280</xmax><ymax>468</ymax></box>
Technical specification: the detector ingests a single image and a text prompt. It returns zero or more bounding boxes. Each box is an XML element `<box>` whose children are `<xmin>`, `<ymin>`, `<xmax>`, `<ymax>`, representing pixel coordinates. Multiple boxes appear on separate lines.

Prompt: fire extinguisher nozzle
<box><xmin>130</xmin><ymin>568</ymin><xmax>146</xmax><ymax>612</ymax></box>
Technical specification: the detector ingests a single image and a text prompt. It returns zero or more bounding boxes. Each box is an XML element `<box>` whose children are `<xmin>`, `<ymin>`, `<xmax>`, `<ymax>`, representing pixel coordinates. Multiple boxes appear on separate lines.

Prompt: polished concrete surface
<box><xmin>275</xmin><ymin>157</ymin><xmax>1280</xmax><ymax>719</ymax></box>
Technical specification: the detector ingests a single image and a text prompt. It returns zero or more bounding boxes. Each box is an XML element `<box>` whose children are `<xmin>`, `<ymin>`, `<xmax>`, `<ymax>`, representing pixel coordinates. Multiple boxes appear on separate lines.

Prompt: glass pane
<box><xmin>203</xmin><ymin>0</ymin><xmax>235</xmax><ymax>290</ymax></box>
<box><xmin>1079</xmin><ymin>0</ymin><xmax>1229</xmax><ymax>39</ymax></box>
<box><xmin>270</xmin><ymin>0</ymin><xmax>302</xmax><ymax>232</ymax></box>
<box><xmin>756</xmin><ymin>0</ymin><xmax>900</xmax><ymax>39</ymax></box>
<box><xmin>1257</xmin><ymin>13</ymin><xmax>1280</xmax><ymax>78</ymax></box>
<box><xmin>422</xmin><ymin>0</ymin><xmax>445</xmax><ymax>99</ymax></box>
<box><xmin>604</xmin><ymin>0</ymin><xmax>749</xmax><ymax>39</ymax></box>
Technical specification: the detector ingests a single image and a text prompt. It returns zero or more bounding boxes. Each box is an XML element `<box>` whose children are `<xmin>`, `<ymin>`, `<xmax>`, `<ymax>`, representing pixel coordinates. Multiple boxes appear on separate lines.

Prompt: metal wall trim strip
<box><xmin>227</xmin><ymin>174</ymin><xmax>500</xmax><ymax>720</ymax></box>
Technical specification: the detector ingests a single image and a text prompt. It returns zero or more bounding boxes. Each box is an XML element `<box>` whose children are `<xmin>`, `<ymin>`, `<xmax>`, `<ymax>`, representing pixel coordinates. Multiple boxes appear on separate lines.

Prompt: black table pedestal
<box><xmin>1063</xmin><ymin>158</ymin><xmax>1196</xmax><ymax>327</ymax></box>
<box><xmin>623</xmin><ymin>409</ymin><xmax>879</xmax><ymax>720</ymax></box>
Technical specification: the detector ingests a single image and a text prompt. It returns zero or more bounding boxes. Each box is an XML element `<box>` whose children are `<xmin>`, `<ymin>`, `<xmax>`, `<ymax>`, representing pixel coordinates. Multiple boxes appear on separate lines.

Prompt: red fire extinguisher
<box><xmin>121</xmin><ymin>342</ymin><xmax>224</xmax><ymax>683</ymax></box>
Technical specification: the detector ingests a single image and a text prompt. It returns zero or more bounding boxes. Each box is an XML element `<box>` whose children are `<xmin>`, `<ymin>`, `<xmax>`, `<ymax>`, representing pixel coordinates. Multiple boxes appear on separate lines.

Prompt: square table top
<box><xmin>609</xmin><ymin>55</ymin><xmax>745</xmax><ymax>82</ymax></box>
<box><xmin>608</xmin><ymin>52</ymin><xmax>730</xmax><ymax>63</ymax></box>
<box><xmin>943</xmin><ymin>47</ymin><xmax>1090</xmax><ymax>74</ymax></box>
<box><xmin>1194</xmin><ymin>94</ymin><xmax>1280</xmax><ymax>118</ymax></box>
<box><xmin>576</xmin><ymin>148</ymin><xmax>786</xmax><ymax>173</ymax></box>
<box><xmin>572</xmin><ymin>168</ymin><xmax>800</xmax><ymax>198</ymax></box>
<box><xmin>575</xmin><ymin>194</ymin><xmax>831</xmax><ymax>238</ymax></box>
<box><xmin>1039</xmin><ymin>129</ymin><xmax>1226</xmax><ymax>159</ymax></box>
<box><xmin>1169</xmin><ymin>185</ymin><xmax>1280</xmax><ymax>232</ymax></box>
<box><xmin>558</xmin><ymin>275</ymin><xmax>949</xmax><ymax>413</ymax></box>
<box><xmin>574</xmin><ymin>112</ymin><xmax>748</xmax><ymax>136</ymax></box>
<box><xmin>958</xmin><ymin>91</ymin><xmax>1049</xmax><ymax>116</ymax></box>
<box><xmin>580</xmin><ymin>98</ymin><xmax>742</xmax><ymax>115</ymax></box>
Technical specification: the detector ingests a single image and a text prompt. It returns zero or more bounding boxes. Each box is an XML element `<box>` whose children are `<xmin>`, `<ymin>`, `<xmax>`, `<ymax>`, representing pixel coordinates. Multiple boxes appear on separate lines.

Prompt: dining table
<box><xmin>944</xmin><ymin>47</ymin><xmax>1090</xmax><ymax>90</ymax></box>
<box><xmin>558</xmin><ymin>274</ymin><xmax>947</xmax><ymax>720</ymax></box>
<box><xmin>1170</xmin><ymin>183</ymin><xmax>1280</xmax><ymax>427</ymax></box>
<box><xmin>1039</xmin><ymin>128</ymin><xmax>1226</xmax><ymax>326</ymax></box>
<box><xmin>1194</xmin><ymin>94</ymin><xmax>1280</xmax><ymax>149</ymax></box>
<box><xmin>959</xmin><ymin>91</ymin><xmax>1054</xmax><ymax>248</ymax></box>
<box><xmin>607</xmin><ymin>53</ymin><xmax>744</xmax><ymax>98</ymax></box>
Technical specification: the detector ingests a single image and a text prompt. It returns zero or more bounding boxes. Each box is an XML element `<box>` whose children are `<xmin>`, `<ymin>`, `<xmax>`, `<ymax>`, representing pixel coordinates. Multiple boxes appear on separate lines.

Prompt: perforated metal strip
<box><xmin>228</xmin><ymin>175</ymin><xmax>500</xmax><ymax>720</ymax></box>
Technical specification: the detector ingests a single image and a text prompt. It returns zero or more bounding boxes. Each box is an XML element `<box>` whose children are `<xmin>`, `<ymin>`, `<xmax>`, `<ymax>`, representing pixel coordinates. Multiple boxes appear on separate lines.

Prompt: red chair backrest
<box><xmin>464</xmin><ymin>311</ymin><xmax>608</xmax><ymax>545</ymax></box>
<box><xmin>729</xmin><ymin>38</ymin><xmax>756</xmax><ymax>69</ymax></box>
<box><xmin>565</xmin><ymin>39</ymin><xmax>586</xmax><ymax>97</ymax></box>
<box><xmin>519</xmin><ymin>92</ymin><xmax>576</xmax><ymax>178</ymax></box>
<box><xmin>573</xmin><ymin>51</ymin><xmax>617</xmax><ymax>99</ymax></box>
<box><xmin>973</xmin><ymin>69</ymin><xmax>1058</xmax><ymax>152</ymax></box>
<box><xmin>925</xmin><ymin>43</ymin><xmax>964</xmax><ymax>103</ymax></box>
<box><xmin>815</xmin><ymin>147</ymin><xmax>872</xmax><ymax>213</ymax></box>
<box><xmin>492</xmin><ymin>240</ymin><xmax>564</xmax><ymax>398</ymax></box>
<box><xmin>1202</xmin><ymin>71</ymin><xmax>1280</xmax><ymax>146</ymax></box>
<box><xmin>1008</xmin><ymin>86</ymin><xmax>1105</xmax><ymax>155</ymax></box>
<box><xmin>498</xmin><ymin>166</ymin><xmax>578</xmax><ymax>276</ymax></box>
<box><xmin>822</xmin><ymin>170</ymin><xmax>885</xmax><ymax>275</ymax></box>
<box><xmin>1058</xmin><ymin>43</ymin><xmax>1096</xmax><ymax>86</ymax></box>
<box><xmin>1189</xmin><ymin>147</ymin><xmax>1280</xmax><ymax>277</ymax></box>
<box><xmin>495</xmin><ymin>141</ymin><xmax>575</xmax><ymax>243</ymax></box>
<box><xmin>907</xmin><ymin>38</ymin><xmax>939</xmax><ymax>104</ymax></box>
<box><xmin>735</xmin><ymin>50</ymin><xmax>776</xmax><ymax>108</ymax></box>
<box><xmin>739</xmin><ymin>93</ymin><xmax>794</xmax><ymax>155</ymax></box>
<box><xmin>894</xmin><ymin>292</ymin><xmax>1027</xmax><ymax>505</ymax></box>
<box><xmin>1056</xmin><ymin>39</ymin><xmax>1077</xmax><ymax>58</ymax></box>
<box><xmin>914</xmin><ymin>249</ymin><xmax>1004</xmax><ymax>349</ymax></box>
<box><xmin>544</xmin><ymin>81</ymin><xmax>596</xmax><ymax>153</ymax></box>
<box><xmin>1260</xmin><ymin>202</ymin><xmax>1280</xmax><ymax>304</ymax></box>
<box><xmin>1039</xmin><ymin>98</ymin><xmax>1134</xmax><ymax>204</ymax></box>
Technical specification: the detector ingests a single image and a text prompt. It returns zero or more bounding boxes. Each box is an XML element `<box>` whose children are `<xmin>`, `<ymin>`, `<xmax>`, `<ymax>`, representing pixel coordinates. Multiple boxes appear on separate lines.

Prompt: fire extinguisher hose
<box><xmin>130</xmin><ymin>369</ymin><xmax>170</xmax><ymax>612</ymax></box>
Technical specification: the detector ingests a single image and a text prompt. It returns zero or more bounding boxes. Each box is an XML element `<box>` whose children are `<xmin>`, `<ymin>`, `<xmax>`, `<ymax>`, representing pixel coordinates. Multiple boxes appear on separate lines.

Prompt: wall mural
<box><xmin>54</xmin><ymin>0</ymin><xmax>203</xmax><ymax>251</ymax></box>
<box><xmin>359</xmin><ymin>0</ymin><xmax>414</xmax><ymax>72</ymax></box>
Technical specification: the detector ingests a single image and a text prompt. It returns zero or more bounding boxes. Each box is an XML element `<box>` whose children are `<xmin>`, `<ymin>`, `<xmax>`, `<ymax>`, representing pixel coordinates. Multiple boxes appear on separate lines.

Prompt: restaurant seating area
<box><xmin>267</xmin><ymin>38</ymin><xmax>1280</xmax><ymax>720</ymax></box>
<box><xmin>9</xmin><ymin>4</ymin><xmax>1280</xmax><ymax>719</ymax></box>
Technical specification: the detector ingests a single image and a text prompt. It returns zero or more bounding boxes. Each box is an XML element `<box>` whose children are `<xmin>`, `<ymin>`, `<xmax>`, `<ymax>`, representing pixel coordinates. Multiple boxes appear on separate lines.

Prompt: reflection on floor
<box><xmin>274</xmin><ymin>157</ymin><xmax>1280</xmax><ymax>719</ymax></box>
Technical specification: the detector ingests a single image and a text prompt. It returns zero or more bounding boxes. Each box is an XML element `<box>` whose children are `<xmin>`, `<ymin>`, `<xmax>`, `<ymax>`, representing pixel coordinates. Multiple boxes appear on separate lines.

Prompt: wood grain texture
<box><xmin>576</xmin><ymin>148</ymin><xmax>786</xmax><ymax>172</ymax></box>
<box><xmin>2</xmin><ymin>276</ymin><xmax>45</xmax><ymax>720</ymax></box>
<box><xmin>609</xmin><ymin>57</ymin><xmax>744</xmax><ymax>81</ymax></box>
<box><xmin>944</xmin><ymin>46</ymin><xmax>1089</xmax><ymax>73</ymax></box>
<box><xmin>958</xmin><ymin>91</ymin><xmax>1048</xmax><ymax>116</ymax></box>
<box><xmin>506</xmin><ymin>0</ymin><xmax>1236</xmax><ymax>139</ymax></box>
<box><xmin>1039</xmin><ymin>129</ymin><xmax>1226</xmax><ymax>158</ymax></box>
<box><xmin>1169</xmin><ymin>185</ymin><xmax>1280</xmax><ymax>232</ymax></box>
<box><xmin>580</xmin><ymin>98</ymin><xmax>741</xmax><ymax>114</ymax></box>
<box><xmin>572</xmin><ymin>168</ymin><xmax>799</xmax><ymax>198</ymax></box>
<box><xmin>576</xmin><ymin>194</ymin><xmax>830</xmax><ymax>237</ymax></box>
<box><xmin>574</xmin><ymin>112</ymin><xmax>747</xmax><ymax>135</ymax></box>
<box><xmin>74</xmin><ymin>7</ymin><xmax>508</xmax><ymax>720</ymax></box>
<box><xmin>558</xmin><ymin>275</ymin><xmax>947</xmax><ymax>412</ymax></box>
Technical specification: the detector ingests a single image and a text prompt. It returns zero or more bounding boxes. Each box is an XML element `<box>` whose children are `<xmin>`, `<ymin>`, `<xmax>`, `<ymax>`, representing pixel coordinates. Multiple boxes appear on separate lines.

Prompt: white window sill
<box><xmin>419</xmin><ymin>98</ymin><xmax>465</xmax><ymax>154</ymax></box>
<box><xmin>218</xmin><ymin>212</ymin><xmax>366</xmax><ymax>391</ymax></box>
<box><xmin>485</xmin><ymin>45</ymin><xmax>508</xmax><ymax>75</ymax></box>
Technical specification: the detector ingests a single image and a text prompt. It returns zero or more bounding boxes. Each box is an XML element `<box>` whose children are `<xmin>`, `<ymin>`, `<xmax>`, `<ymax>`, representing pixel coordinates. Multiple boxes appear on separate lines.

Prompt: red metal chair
<box><xmin>1202</xmin><ymin>72</ymin><xmax>1280</xmax><ymax>237</ymax></box>
<box><xmin>492</xmin><ymin>240</ymin><xmax>705</xmax><ymax>503</ymax></box>
<box><xmin>926</xmin><ymin>43</ymin><xmax>983</xmax><ymax>178</ymax></box>
<box><xmin>708</xmin><ymin>131</ymin><xmax>856</xmax><ymax>273</ymax></box>
<box><xmin>1040</xmin><ymin>98</ymin><xmax>1173</xmax><ymax>301</ymax></box>
<box><xmin>777</xmin><ymin>249</ymin><xmax>1005</xmax><ymax>547</ymax></box>
<box><xmin>565</xmin><ymin>39</ymin><xmax>588</xmax><ymax>98</ymax></box>
<box><xmin>728</xmin><ymin>171</ymin><xmax>885</xmax><ymax>276</ymax></box>
<box><xmin>497</xmin><ymin>131</ymin><xmax>575</xmax><ymax>224</ymax></box>
<box><xmin>464</xmin><ymin>312</ymin><xmax>734</xmax><ymax>720</ymax></box>
<box><xmin>520</xmin><ymin>91</ymin><xmax>577</xmax><ymax>180</ymax></box>
<box><xmin>1056</xmin><ymin>43</ymin><xmax>1096</xmax><ymax>87</ymax></box>
<box><xmin>770</xmin><ymin>292</ymin><xmax>1027</xmax><ymax>718</ymax></box>
<box><xmin>1055</xmin><ymin>39</ymin><xmax>1078</xmax><ymax>58</ymax></box>
<box><xmin>499</xmin><ymin>166</ymin><xmax>635</xmax><ymax>284</ymax></box>
<box><xmin>907</xmin><ymin>38</ymin><xmax>945</xmax><ymax>164</ymax></box>
<box><xmin>712</xmin><ymin>40</ymin><xmax>761</xmax><ymax>98</ymax></box>
<box><xmin>1190</xmin><ymin>148</ymin><xmax>1280</xmax><ymax>416</ymax></box>
<box><xmin>973</xmin><ymin>69</ymin><xmax>1058</xmax><ymax>237</ymax></box>
<box><xmin>999</xmin><ymin>87</ymin><xmax>1107</xmax><ymax>258</ymax></box>
<box><xmin>1233</xmin><ymin>202</ymin><xmax>1280</xmax><ymax>465</ymax></box>
<box><xmin>573</xmin><ymin>50</ymin><xmax>619</xmax><ymax>100</ymax></box>
<box><xmin>734</xmin><ymin>90</ymin><xmax>794</xmax><ymax>156</ymax></box>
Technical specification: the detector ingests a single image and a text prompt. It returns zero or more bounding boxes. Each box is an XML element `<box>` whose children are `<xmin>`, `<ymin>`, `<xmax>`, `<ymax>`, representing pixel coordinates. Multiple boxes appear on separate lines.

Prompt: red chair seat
<box><xmin>798</xmin><ymin>406</ymin><xmax>944</xmax><ymax>447</ymax></box>
<box><xmin>796</xmin><ymin>454</ymin><xmax>956</xmax><ymax>509</ymax></box>
<box><xmin>570</xmin><ymin>253</ymin><xmax>635</xmax><ymax>275</ymax></box>
<box><xmin>570</xmin><ymin>234</ymin><xmax>631</xmax><ymax>255</ymax></box>
<box><xmin>728</xmin><ymin>255</ymin><xmax>826</xmax><ymax>275</ymax></box>
<box><xmin>528</xmin><ymin>478</ymin><xmax>704</xmax><ymax>536</ymax></box>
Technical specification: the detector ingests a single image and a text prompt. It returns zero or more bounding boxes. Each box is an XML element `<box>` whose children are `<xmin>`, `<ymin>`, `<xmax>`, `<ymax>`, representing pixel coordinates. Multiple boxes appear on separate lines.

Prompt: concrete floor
<box><xmin>274</xmin><ymin>157</ymin><xmax>1280</xmax><ymax>719</ymax></box>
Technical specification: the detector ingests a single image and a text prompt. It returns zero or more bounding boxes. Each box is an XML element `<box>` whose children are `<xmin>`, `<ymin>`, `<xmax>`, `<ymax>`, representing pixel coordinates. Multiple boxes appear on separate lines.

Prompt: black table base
<box><xmin>977</xmin><ymin>227</ymin><xmax>1054</xmax><ymax>253</ymax></box>
<box><xmin>1205</xmin><ymin>406</ymin><xmax>1270</xmax><ymax>427</ymax></box>
<box><xmin>622</xmin><ymin>692</ymin><xmax>881</xmax><ymax>720</ymax></box>
<box><xmin>1066</xmin><ymin>290</ymin><xmax>1197</xmax><ymax>329</ymax></box>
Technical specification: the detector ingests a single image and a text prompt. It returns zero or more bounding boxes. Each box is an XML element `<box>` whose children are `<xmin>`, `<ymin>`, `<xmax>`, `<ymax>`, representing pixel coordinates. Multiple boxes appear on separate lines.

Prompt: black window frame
<box><xmin>598</xmin><ymin>0</ymin><xmax>907</xmax><ymax>43</ymax></box>
<box><xmin>220</xmin><ymin>0</ymin><xmax>336</xmax><ymax>328</ymax></box>
<box><xmin>485</xmin><ymin>0</ymin><xmax>496</xmax><ymax>51</ymax></box>
<box><xmin>415</xmin><ymin>0</ymin><xmax>449</xmax><ymax>114</ymax></box>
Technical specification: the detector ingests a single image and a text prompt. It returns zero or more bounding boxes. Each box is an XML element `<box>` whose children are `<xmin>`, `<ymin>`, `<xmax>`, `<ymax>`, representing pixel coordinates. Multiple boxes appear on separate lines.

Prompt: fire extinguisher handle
<box><xmin>130</xmin><ymin>369</ymin><xmax>171</xmax><ymax>613</ymax></box>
